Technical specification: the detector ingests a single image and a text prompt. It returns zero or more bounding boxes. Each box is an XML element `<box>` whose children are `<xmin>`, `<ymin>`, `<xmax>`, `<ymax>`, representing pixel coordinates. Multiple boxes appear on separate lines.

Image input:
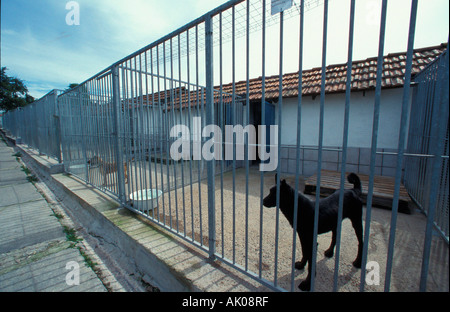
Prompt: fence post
<box><xmin>205</xmin><ymin>13</ymin><xmax>216</xmax><ymax>260</ymax></box>
<box><xmin>53</xmin><ymin>90</ymin><xmax>63</xmax><ymax>163</ymax></box>
<box><xmin>111</xmin><ymin>65</ymin><xmax>126</xmax><ymax>203</ymax></box>
<box><xmin>78</xmin><ymin>89</ymin><xmax>89</xmax><ymax>182</ymax></box>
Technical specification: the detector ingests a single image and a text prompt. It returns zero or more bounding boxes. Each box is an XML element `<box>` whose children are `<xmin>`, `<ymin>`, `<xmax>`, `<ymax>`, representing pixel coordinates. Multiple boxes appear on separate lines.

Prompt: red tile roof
<box><xmin>128</xmin><ymin>43</ymin><xmax>446</xmax><ymax>110</ymax></box>
<box><xmin>220</xmin><ymin>43</ymin><xmax>447</xmax><ymax>101</ymax></box>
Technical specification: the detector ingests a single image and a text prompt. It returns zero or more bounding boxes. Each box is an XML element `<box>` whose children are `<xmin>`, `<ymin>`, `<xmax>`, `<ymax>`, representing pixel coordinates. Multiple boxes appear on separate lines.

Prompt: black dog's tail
<box><xmin>347</xmin><ymin>173</ymin><xmax>362</xmax><ymax>196</ymax></box>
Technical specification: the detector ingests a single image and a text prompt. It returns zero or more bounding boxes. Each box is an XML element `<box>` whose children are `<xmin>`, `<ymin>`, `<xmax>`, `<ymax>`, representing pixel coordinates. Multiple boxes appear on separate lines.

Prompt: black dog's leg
<box><xmin>295</xmin><ymin>257</ymin><xmax>307</xmax><ymax>270</ymax></box>
<box><xmin>295</xmin><ymin>232</ymin><xmax>308</xmax><ymax>270</ymax></box>
<box><xmin>298</xmin><ymin>257</ymin><xmax>313</xmax><ymax>291</ymax></box>
<box><xmin>324</xmin><ymin>230</ymin><xmax>336</xmax><ymax>258</ymax></box>
<box><xmin>298</xmin><ymin>237</ymin><xmax>313</xmax><ymax>291</ymax></box>
<box><xmin>351</xmin><ymin>218</ymin><xmax>363</xmax><ymax>268</ymax></box>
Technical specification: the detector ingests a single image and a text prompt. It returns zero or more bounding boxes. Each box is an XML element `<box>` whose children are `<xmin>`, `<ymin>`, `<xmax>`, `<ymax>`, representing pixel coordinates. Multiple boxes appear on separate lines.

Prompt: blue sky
<box><xmin>1</xmin><ymin>0</ymin><xmax>226</xmax><ymax>98</ymax></box>
<box><xmin>1</xmin><ymin>0</ymin><xmax>448</xmax><ymax>99</ymax></box>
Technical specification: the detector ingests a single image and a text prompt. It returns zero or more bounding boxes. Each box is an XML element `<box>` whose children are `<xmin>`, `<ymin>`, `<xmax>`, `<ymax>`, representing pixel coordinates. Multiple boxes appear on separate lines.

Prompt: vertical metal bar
<box><xmin>131</xmin><ymin>58</ymin><xmax>138</xmax><ymax>207</ymax></box>
<box><xmin>186</xmin><ymin>29</ymin><xmax>195</xmax><ymax>241</ymax></box>
<box><xmin>197</xmin><ymin>26</ymin><xmax>204</xmax><ymax>246</ymax></box>
<box><xmin>157</xmin><ymin>45</ymin><xmax>164</xmax><ymax>224</ymax></box>
<box><xmin>98</xmin><ymin>79</ymin><xmax>106</xmax><ymax>188</ymax></box>
<box><xmin>112</xmin><ymin>65</ymin><xmax>126</xmax><ymax>203</ymax></box>
<box><xmin>384</xmin><ymin>0</ymin><xmax>418</xmax><ymax>292</ymax></box>
<box><xmin>92</xmin><ymin>79</ymin><xmax>101</xmax><ymax>188</ymax></box>
<box><xmin>178</xmin><ymin>33</ymin><xmax>186</xmax><ymax>234</ymax></box>
<box><xmin>105</xmin><ymin>75</ymin><xmax>113</xmax><ymax>190</ymax></box>
<box><xmin>163</xmin><ymin>42</ymin><xmax>170</xmax><ymax>225</ymax></box>
<box><xmin>232</xmin><ymin>5</ymin><xmax>237</xmax><ymax>264</ymax></box>
<box><xmin>67</xmin><ymin>95</ymin><xmax>75</xmax><ymax>169</ymax></box>
<box><xmin>274</xmin><ymin>9</ymin><xmax>284</xmax><ymax>288</ymax></box>
<box><xmin>419</xmin><ymin>47</ymin><xmax>448</xmax><ymax>291</ymax></box>
<box><xmin>94</xmin><ymin>79</ymin><xmax>101</xmax><ymax>188</ymax></box>
<box><xmin>360</xmin><ymin>0</ymin><xmax>388</xmax><ymax>292</ymax></box>
<box><xmin>244</xmin><ymin>0</ymin><xmax>250</xmax><ymax>272</ymax></box>
<box><xmin>130</xmin><ymin>59</ymin><xmax>138</xmax><ymax>208</ymax></box>
<box><xmin>123</xmin><ymin>62</ymin><xmax>133</xmax><ymax>202</ymax></box>
<box><xmin>143</xmin><ymin>52</ymin><xmax>151</xmax><ymax>213</ymax></box>
<box><xmin>311</xmin><ymin>0</ymin><xmax>328</xmax><ymax>292</ymax></box>
<box><xmin>150</xmin><ymin>48</ymin><xmax>160</xmax><ymax>219</ymax></box>
<box><xmin>333</xmin><ymin>0</ymin><xmax>355</xmax><ymax>292</ymax></box>
<box><xmin>169</xmin><ymin>38</ymin><xmax>175</xmax><ymax>228</ymax></box>
<box><xmin>172</xmin><ymin>40</ymin><xmax>179</xmax><ymax>229</ymax></box>
<box><xmin>149</xmin><ymin>47</ymin><xmax>161</xmax><ymax>222</ymax></box>
<box><xmin>106</xmin><ymin>74</ymin><xmax>117</xmax><ymax>194</ymax></box>
<box><xmin>219</xmin><ymin>11</ymin><xmax>225</xmax><ymax>259</ymax></box>
<box><xmin>291</xmin><ymin>0</ymin><xmax>304</xmax><ymax>292</ymax></box>
<box><xmin>138</xmin><ymin>54</ymin><xmax>149</xmax><ymax>213</ymax></box>
<box><xmin>120</xmin><ymin>66</ymin><xmax>129</xmax><ymax>196</ymax></box>
<box><xmin>259</xmin><ymin>0</ymin><xmax>266</xmax><ymax>280</ymax></box>
<box><xmin>78</xmin><ymin>88</ymin><xmax>89</xmax><ymax>182</ymax></box>
<box><xmin>54</xmin><ymin>91</ymin><xmax>63</xmax><ymax>163</ymax></box>
<box><xmin>205</xmin><ymin>14</ymin><xmax>216</xmax><ymax>260</ymax></box>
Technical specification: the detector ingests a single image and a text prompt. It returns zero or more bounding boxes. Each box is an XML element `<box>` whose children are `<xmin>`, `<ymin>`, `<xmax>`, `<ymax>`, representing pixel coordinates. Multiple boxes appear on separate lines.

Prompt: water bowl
<box><xmin>129</xmin><ymin>189</ymin><xmax>162</xmax><ymax>212</ymax></box>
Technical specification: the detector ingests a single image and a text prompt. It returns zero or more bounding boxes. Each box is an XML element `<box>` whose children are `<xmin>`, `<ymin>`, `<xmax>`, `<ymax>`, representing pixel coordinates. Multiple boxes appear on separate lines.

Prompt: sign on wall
<box><xmin>271</xmin><ymin>0</ymin><xmax>293</xmax><ymax>15</ymax></box>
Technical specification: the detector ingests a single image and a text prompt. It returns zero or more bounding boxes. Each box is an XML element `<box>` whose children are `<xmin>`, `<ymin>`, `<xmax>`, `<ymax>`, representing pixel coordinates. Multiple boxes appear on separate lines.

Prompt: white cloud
<box><xmin>2</xmin><ymin>29</ymin><xmax>19</xmax><ymax>36</ymax></box>
<box><xmin>79</xmin><ymin>0</ymin><xmax>227</xmax><ymax>51</ymax></box>
<box><xmin>2</xmin><ymin>28</ymin><xmax>111</xmax><ymax>98</ymax></box>
<box><xmin>2</xmin><ymin>0</ymin><xmax>448</xmax><ymax>99</ymax></box>
<box><xmin>3</xmin><ymin>0</ymin><xmax>229</xmax><ymax>98</ymax></box>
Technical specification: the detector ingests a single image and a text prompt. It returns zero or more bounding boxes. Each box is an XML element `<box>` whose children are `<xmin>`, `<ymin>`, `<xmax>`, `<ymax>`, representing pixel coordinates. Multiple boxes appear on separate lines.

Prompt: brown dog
<box><xmin>87</xmin><ymin>156</ymin><xmax>128</xmax><ymax>186</ymax></box>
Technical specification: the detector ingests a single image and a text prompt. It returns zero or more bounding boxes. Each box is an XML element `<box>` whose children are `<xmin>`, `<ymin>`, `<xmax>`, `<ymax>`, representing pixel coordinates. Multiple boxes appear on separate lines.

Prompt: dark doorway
<box><xmin>251</xmin><ymin>101</ymin><xmax>275</xmax><ymax>165</ymax></box>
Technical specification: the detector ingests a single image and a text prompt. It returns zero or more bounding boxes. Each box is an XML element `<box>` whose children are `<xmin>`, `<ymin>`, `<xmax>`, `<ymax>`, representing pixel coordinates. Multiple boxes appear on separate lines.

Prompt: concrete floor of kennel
<box><xmin>110</xmin><ymin>160</ymin><xmax>449</xmax><ymax>292</ymax></box>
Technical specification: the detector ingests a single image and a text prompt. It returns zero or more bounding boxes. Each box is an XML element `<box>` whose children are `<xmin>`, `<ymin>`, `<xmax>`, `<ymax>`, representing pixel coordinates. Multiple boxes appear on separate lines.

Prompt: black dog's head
<box><xmin>263</xmin><ymin>174</ymin><xmax>288</xmax><ymax>208</ymax></box>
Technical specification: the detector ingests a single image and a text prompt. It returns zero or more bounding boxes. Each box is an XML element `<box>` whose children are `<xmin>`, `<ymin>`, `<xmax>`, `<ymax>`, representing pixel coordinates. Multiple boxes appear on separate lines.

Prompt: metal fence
<box><xmin>2</xmin><ymin>89</ymin><xmax>62</xmax><ymax>162</ymax></box>
<box><xmin>404</xmin><ymin>50</ymin><xmax>449</xmax><ymax>244</ymax></box>
<box><xmin>2</xmin><ymin>0</ymin><xmax>449</xmax><ymax>292</ymax></box>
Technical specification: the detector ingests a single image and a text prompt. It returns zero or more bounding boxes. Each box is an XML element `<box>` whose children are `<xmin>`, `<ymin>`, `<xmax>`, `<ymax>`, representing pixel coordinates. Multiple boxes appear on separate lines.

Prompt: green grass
<box><xmin>26</xmin><ymin>175</ymin><xmax>39</xmax><ymax>183</ymax></box>
<box><xmin>78</xmin><ymin>247</ymin><xmax>98</xmax><ymax>270</ymax></box>
<box><xmin>62</xmin><ymin>225</ymin><xmax>83</xmax><ymax>247</ymax></box>
<box><xmin>51</xmin><ymin>212</ymin><xmax>64</xmax><ymax>220</ymax></box>
<box><xmin>17</xmin><ymin>164</ymin><xmax>39</xmax><ymax>184</ymax></box>
<box><xmin>61</xmin><ymin>225</ymin><xmax>99</xmax><ymax>271</ymax></box>
<box><xmin>21</xmin><ymin>165</ymin><xmax>31</xmax><ymax>175</ymax></box>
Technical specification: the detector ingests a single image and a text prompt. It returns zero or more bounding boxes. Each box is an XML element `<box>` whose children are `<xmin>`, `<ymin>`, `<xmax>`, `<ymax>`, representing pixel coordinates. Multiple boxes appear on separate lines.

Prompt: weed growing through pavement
<box><xmin>61</xmin><ymin>225</ymin><xmax>99</xmax><ymax>272</ymax></box>
<box><xmin>21</xmin><ymin>165</ymin><xmax>31</xmax><ymax>175</ymax></box>
<box><xmin>62</xmin><ymin>225</ymin><xmax>83</xmax><ymax>247</ymax></box>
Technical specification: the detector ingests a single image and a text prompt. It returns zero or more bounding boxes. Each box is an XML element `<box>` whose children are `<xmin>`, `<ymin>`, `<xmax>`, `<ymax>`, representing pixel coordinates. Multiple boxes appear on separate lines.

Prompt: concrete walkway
<box><xmin>0</xmin><ymin>140</ymin><xmax>107</xmax><ymax>292</ymax></box>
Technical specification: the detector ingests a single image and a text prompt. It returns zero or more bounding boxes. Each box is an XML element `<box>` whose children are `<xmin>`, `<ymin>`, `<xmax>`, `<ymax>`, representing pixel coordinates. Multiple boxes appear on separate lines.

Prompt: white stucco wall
<box><xmin>274</xmin><ymin>88</ymin><xmax>412</xmax><ymax>149</ymax></box>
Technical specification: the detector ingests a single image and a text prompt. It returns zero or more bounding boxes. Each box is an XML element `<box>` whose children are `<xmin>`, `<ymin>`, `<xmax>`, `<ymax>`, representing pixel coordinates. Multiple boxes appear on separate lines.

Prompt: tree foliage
<box><xmin>0</xmin><ymin>67</ymin><xmax>35</xmax><ymax>111</ymax></box>
<box><xmin>65</xmin><ymin>83</ymin><xmax>79</xmax><ymax>92</ymax></box>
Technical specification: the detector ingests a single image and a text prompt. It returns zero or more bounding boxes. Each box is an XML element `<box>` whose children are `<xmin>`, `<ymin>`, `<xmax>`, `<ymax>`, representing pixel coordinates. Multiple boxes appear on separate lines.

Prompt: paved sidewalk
<box><xmin>0</xmin><ymin>140</ymin><xmax>107</xmax><ymax>292</ymax></box>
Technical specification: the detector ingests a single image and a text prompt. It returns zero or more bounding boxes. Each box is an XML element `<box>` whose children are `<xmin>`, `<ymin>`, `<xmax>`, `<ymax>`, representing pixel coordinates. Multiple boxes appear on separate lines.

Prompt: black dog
<box><xmin>263</xmin><ymin>173</ymin><xmax>363</xmax><ymax>291</ymax></box>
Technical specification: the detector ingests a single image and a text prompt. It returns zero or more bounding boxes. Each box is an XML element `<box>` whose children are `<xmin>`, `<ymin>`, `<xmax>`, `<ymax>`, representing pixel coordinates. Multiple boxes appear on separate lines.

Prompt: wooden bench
<box><xmin>304</xmin><ymin>170</ymin><xmax>412</xmax><ymax>214</ymax></box>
